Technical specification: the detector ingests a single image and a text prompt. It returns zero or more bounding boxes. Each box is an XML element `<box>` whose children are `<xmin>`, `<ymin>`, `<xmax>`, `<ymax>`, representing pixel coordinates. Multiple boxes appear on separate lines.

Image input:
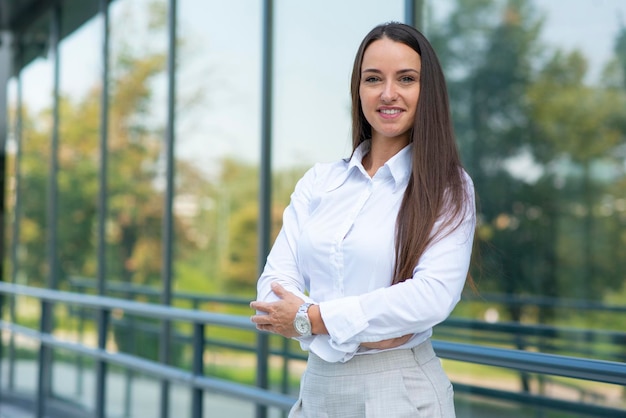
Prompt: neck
<box><xmin>363</xmin><ymin>136</ymin><xmax>409</xmax><ymax>176</ymax></box>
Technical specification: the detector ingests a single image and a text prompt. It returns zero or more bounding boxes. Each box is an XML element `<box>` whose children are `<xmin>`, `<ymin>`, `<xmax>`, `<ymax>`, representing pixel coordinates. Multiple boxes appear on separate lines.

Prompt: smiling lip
<box><xmin>378</xmin><ymin>107</ymin><xmax>404</xmax><ymax>119</ymax></box>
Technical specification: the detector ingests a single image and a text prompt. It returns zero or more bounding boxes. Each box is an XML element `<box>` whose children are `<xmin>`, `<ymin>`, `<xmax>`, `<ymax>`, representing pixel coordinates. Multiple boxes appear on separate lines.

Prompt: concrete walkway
<box><xmin>1</xmin><ymin>360</ymin><xmax>286</xmax><ymax>418</ymax></box>
<box><xmin>0</xmin><ymin>404</ymin><xmax>37</xmax><ymax>418</ymax></box>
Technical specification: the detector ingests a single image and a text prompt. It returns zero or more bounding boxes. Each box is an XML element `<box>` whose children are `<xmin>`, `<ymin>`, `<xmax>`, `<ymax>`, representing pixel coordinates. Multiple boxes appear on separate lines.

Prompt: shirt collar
<box><xmin>383</xmin><ymin>142</ymin><xmax>412</xmax><ymax>189</ymax></box>
<box><xmin>326</xmin><ymin>140</ymin><xmax>413</xmax><ymax>192</ymax></box>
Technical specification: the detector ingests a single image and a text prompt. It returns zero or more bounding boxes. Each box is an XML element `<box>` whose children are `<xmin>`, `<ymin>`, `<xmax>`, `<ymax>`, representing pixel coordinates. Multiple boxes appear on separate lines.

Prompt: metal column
<box><xmin>0</xmin><ymin>28</ymin><xmax>13</xmax><ymax>403</ymax></box>
<box><xmin>405</xmin><ymin>0</ymin><xmax>424</xmax><ymax>28</ymax></box>
<box><xmin>38</xmin><ymin>5</ymin><xmax>62</xmax><ymax>417</ymax></box>
<box><xmin>95</xmin><ymin>0</ymin><xmax>111</xmax><ymax>416</ymax></box>
<box><xmin>256</xmin><ymin>1</ymin><xmax>274</xmax><ymax>418</ymax></box>
<box><xmin>159</xmin><ymin>0</ymin><xmax>177</xmax><ymax>416</ymax></box>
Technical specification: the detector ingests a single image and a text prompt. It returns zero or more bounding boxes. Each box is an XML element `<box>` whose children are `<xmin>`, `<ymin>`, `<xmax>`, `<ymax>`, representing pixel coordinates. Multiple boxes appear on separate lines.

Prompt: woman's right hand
<box><xmin>360</xmin><ymin>334</ymin><xmax>413</xmax><ymax>350</ymax></box>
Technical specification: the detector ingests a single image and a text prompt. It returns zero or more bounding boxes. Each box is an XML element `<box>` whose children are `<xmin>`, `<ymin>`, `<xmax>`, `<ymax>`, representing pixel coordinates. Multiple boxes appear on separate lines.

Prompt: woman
<box><xmin>250</xmin><ymin>22</ymin><xmax>475</xmax><ymax>417</ymax></box>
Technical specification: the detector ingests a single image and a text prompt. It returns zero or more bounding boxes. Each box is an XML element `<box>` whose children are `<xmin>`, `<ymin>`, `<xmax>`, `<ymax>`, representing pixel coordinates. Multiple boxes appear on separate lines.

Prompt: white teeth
<box><xmin>380</xmin><ymin>109</ymin><xmax>401</xmax><ymax>114</ymax></box>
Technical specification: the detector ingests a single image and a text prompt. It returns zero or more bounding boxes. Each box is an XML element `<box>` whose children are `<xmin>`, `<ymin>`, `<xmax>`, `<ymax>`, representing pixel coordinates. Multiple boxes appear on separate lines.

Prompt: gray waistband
<box><xmin>306</xmin><ymin>339</ymin><xmax>436</xmax><ymax>377</ymax></box>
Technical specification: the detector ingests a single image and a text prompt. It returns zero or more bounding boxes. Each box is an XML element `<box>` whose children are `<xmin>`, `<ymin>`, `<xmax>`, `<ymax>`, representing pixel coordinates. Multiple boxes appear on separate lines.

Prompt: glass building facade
<box><xmin>0</xmin><ymin>0</ymin><xmax>625</xmax><ymax>417</ymax></box>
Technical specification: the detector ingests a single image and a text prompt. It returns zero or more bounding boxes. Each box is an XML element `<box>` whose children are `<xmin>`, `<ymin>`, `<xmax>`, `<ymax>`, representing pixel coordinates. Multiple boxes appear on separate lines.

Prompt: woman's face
<box><xmin>359</xmin><ymin>37</ymin><xmax>421</xmax><ymax>146</ymax></box>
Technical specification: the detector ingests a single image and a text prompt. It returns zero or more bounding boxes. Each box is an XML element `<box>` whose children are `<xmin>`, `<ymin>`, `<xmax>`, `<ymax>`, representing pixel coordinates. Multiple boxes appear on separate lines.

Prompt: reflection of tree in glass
<box><xmin>429</xmin><ymin>1</ymin><xmax>626</xmax><ymax>322</ymax></box>
<box><xmin>16</xmin><ymin>1</ymin><xmax>206</xmax><ymax>294</ymax></box>
<box><xmin>425</xmin><ymin>0</ymin><xmax>626</xmax><ymax>399</ymax></box>
<box><xmin>15</xmin><ymin>0</ymin><xmax>310</xmax><ymax>305</ymax></box>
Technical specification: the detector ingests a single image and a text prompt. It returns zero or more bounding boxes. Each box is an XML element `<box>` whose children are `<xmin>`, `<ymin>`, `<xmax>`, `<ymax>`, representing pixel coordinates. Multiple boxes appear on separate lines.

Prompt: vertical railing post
<box><xmin>123</xmin><ymin>321</ymin><xmax>134</xmax><ymax>418</ymax></box>
<box><xmin>280</xmin><ymin>337</ymin><xmax>290</xmax><ymax>418</ymax></box>
<box><xmin>281</xmin><ymin>337</ymin><xmax>289</xmax><ymax>394</ymax></box>
<box><xmin>95</xmin><ymin>309</ymin><xmax>110</xmax><ymax>418</ymax></box>
<box><xmin>191</xmin><ymin>322</ymin><xmax>205</xmax><ymax>418</ymax></box>
<box><xmin>76</xmin><ymin>305</ymin><xmax>85</xmax><ymax>397</ymax></box>
<box><xmin>36</xmin><ymin>300</ymin><xmax>52</xmax><ymax>418</ymax></box>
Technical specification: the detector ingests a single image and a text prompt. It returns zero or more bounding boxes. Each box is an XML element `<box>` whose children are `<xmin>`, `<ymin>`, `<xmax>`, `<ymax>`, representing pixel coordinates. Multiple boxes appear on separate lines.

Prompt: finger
<box><xmin>250</xmin><ymin>314</ymin><xmax>272</xmax><ymax>325</ymax></box>
<box><xmin>256</xmin><ymin>324</ymin><xmax>273</xmax><ymax>332</ymax></box>
<box><xmin>250</xmin><ymin>301</ymin><xmax>270</xmax><ymax>313</ymax></box>
<box><xmin>271</xmin><ymin>283</ymin><xmax>302</xmax><ymax>304</ymax></box>
<box><xmin>270</xmin><ymin>282</ymin><xmax>287</xmax><ymax>298</ymax></box>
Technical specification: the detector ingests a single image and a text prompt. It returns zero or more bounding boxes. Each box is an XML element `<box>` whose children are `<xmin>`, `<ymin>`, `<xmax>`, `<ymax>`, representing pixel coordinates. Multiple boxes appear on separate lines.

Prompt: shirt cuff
<box><xmin>319</xmin><ymin>296</ymin><xmax>368</xmax><ymax>345</ymax></box>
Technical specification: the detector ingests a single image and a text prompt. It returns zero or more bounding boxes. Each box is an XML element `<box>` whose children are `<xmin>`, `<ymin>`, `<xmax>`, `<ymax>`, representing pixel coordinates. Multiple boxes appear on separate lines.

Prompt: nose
<box><xmin>381</xmin><ymin>81</ymin><xmax>397</xmax><ymax>103</ymax></box>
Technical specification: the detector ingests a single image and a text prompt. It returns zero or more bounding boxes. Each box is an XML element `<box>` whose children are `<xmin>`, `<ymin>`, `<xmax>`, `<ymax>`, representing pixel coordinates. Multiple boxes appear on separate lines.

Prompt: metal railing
<box><xmin>0</xmin><ymin>282</ymin><xmax>294</xmax><ymax>418</ymax></box>
<box><xmin>1</xmin><ymin>281</ymin><xmax>626</xmax><ymax>417</ymax></box>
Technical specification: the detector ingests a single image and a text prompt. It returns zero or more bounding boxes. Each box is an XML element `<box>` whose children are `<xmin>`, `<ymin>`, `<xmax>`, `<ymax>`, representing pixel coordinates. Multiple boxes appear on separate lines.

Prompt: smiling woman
<box><xmin>251</xmin><ymin>22</ymin><xmax>475</xmax><ymax>418</ymax></box>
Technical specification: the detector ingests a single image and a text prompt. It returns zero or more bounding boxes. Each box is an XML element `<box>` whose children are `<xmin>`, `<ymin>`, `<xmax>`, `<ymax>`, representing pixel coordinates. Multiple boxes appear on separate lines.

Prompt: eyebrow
<box><xmin>361</xmin><ymin>68</ymin><xmax>420</xmax><ymax>75</ymax></box>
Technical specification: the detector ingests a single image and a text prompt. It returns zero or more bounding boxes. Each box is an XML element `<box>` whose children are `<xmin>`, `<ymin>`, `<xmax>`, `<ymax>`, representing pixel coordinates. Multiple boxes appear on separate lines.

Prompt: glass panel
<box><xmin>48</xmin><ymin>4</ymin><xmax>103</xmax><ymax>409</ymax></box>
<box><xmin>12</xmin><ymin>9</ymin><xmax>55</xmax><ymax>403</ymax></box>
<box><xmin>174</xmin><ymin>0</ymin><xmax>262</xmax><ymax>298</ymax></box>
<box><xmin>57</xmin><ymin>5</ymin><xmax>101</xmax><ymax>289</ymax></box>
<box><xmin>20</xmin><ymin>49</ymin><xmax>53</xmax><ymax>288</ymax></box>
<box><xmin>273</xmin><ymin>0</ymin><xmax>405</xmax><ymax>168</ymax></box>
<box><xmin>425</xmin><ymin>0</ymin><xmax>626</xmax><ymax>413</ymax></box>
<box><xmin>267</xmin><ymin>0</ymin><xmax>406</xmax><ymax>398</ymax></box>
<box><xmin>271</xmin><ymin>0</ymin><xmax>406</xmax><ymax>229</ymax></box>
<box><xmin>106</xmin><ymin>0</ymin><xmax>167</xmax><ymax>361</ymax></box>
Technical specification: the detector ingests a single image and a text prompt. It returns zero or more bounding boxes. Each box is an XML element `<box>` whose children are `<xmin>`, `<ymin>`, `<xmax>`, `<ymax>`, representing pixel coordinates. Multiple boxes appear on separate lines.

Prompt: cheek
<box><xmin>358</xmin><ymin>89</ymin><xmax>368</xmax><ymax>110</ymax></box>
<box><xmin>359</xmin><ymin>95</ymin><xmax>375</xmax><ymax>120</ymax></box>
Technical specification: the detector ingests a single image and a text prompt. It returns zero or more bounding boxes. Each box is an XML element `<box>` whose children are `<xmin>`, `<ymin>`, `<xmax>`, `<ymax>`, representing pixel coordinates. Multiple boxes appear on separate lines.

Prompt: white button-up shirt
<box><xmin>257</xmin><ymin>141</ymin><xmax>476</xmax><ymax>363</ymax></box>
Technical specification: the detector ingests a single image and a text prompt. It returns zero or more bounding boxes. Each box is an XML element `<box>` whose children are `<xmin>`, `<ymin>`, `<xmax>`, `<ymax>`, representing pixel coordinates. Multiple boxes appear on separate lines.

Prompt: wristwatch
<box><xmin>293</xmin><ymin>302</ymin><xmax>314</xmax><ymax>337</ymax></box>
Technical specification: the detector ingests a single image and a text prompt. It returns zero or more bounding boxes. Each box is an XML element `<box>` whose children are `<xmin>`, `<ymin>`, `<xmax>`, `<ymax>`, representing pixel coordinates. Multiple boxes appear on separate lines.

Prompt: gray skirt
<box><xmin>289</xmin><ymin>339</ymin><xmax>455</xmax><ymax>418</ymax></box>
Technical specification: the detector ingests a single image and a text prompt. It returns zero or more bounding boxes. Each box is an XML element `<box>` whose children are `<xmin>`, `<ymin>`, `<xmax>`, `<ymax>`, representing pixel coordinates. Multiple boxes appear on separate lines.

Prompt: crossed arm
<box><xmin>250</xmin><ymin>282</ymin><xmax>412</xmax><ymax>350</ymax></box>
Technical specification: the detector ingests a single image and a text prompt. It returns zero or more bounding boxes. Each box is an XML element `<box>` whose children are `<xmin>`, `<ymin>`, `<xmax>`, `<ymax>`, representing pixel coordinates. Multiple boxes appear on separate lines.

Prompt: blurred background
<box><xmin>1</xmin><ymin>0</ymin><xmax>625</xmax><ymax>417</ymax></box>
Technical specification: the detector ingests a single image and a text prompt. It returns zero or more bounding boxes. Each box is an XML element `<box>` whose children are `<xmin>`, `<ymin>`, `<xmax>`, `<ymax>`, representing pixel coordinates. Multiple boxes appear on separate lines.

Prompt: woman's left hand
<box><xmin>250</xmin><ymin>282</ymin><xmax>304</xmax><ymax>338</ymax></box>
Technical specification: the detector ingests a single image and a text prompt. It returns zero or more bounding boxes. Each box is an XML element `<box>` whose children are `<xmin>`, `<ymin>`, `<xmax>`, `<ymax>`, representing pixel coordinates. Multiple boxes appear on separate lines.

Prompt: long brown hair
<box><xmin>350</xmin><ymin>22</ymin><xmax>473</xmax><ymax>285</ymax></box>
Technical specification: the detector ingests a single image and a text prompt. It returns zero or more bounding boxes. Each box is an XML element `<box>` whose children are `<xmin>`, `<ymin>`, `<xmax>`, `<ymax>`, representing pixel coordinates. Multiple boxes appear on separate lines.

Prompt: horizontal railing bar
<box><xmin>67</xmin><ymin>278</ymin><xmax>626</xmax><ymax>346</ymax></box>
<box><xmin>0</xmin><ymin>320</ymin><xmax>296</xmax><ymax>411</ymax></box>
<box><xmin>4</xmin><ymin>282</ymin><xmax>626</xmax><ymax>386</ymax></box>
<box><xmin>453</xmin><ymin>383</ymin><xmax>625</xmax><ymax>417</ymax></box>
<box><xmin>441</xmin><ymin>318</ymin><xmax>626</xmax><ymax>342</ymax></box>
<box><xmin>433</xmin><ymin>340</ymin><xmax>626</xmax><ymax>386</ymax></box>
<box><xmin>0</xmin><ymin>282</ymin><xmax>254</xmax><ymax>328</ymax></box>
<box><xmin>435</xmin><ymin>330</ymin><xmax>626</xmax><ymax>363</ymax></box>
<box><xmin>84</xmin><ymin>305</ymin><xmax>626</xmax><ymax>364</ymax></box>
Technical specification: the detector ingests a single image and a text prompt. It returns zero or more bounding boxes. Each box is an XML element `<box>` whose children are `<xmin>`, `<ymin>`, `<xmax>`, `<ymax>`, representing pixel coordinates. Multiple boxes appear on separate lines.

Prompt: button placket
<box><xmin>331</xmin><ymin>181</ymin><xmax>372</xmax><ymax>296</ymax></box>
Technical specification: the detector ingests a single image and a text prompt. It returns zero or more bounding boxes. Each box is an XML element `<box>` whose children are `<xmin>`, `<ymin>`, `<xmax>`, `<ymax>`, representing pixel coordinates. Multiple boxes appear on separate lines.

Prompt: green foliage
<box><xmin>429</xmin><ymin>0</ymin><xmax>626</xmax><ymax>322</ymax></box>
<box><xmin>216</xmin><ymin>159</ymin><xmax>305</xmax><ymax>295</ymax></box>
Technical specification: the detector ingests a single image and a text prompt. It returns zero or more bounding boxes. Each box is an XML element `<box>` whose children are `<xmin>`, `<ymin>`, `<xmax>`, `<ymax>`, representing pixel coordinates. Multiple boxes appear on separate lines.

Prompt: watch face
<box><xmin>294</xmin><ymin>315</ymin><xmax>311</xmax><ymax>335</ymax></box>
